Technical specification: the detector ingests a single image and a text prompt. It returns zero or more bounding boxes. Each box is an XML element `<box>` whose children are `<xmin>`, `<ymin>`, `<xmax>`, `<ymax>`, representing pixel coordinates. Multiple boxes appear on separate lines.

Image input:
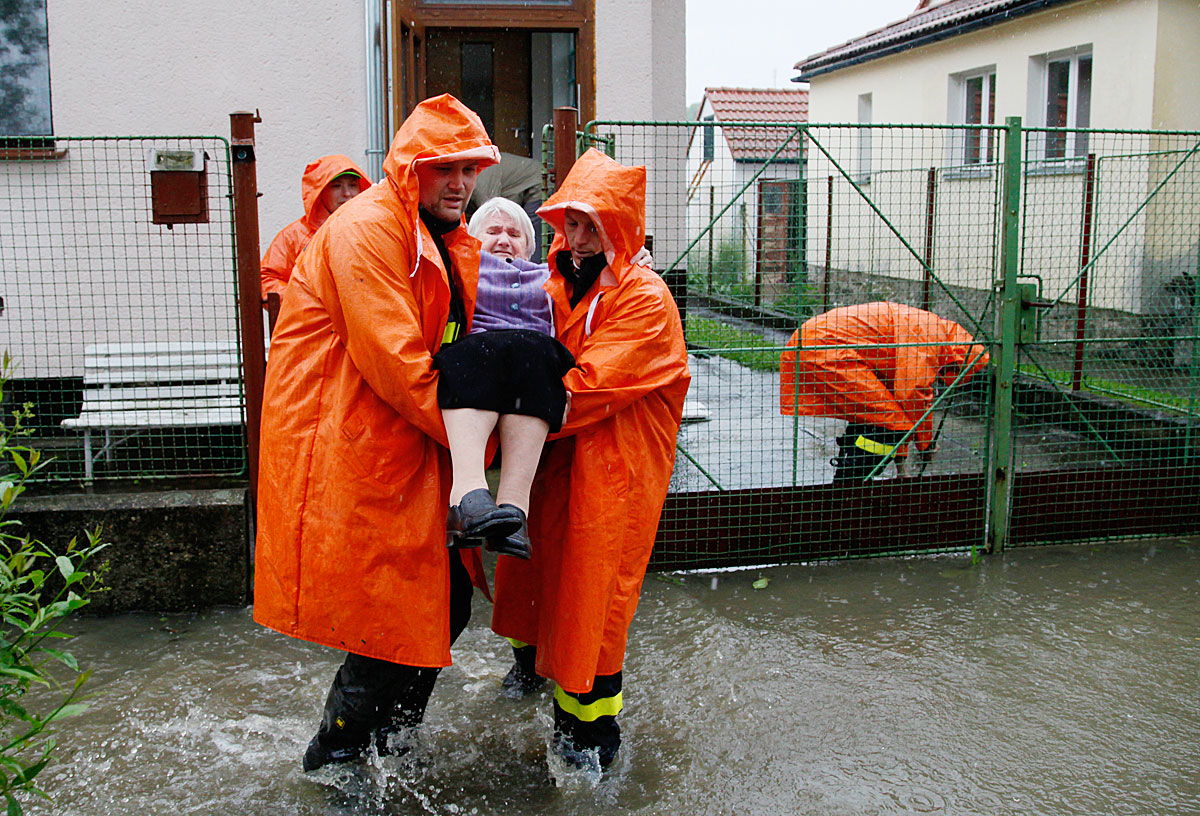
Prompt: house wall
<box><xmin>47</xmin><ymin>0</ymin><xmax>370</xmax><ymax>248</ymax></box>
<box><xmin>1152</xmin><ymin>0</ymin><xmax>1200</xmax><ymax>131</ymax></box>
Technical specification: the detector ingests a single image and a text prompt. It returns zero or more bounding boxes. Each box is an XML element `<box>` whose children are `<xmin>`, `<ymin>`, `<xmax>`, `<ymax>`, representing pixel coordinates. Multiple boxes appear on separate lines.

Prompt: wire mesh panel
<box><xmin>587</xmin><ymin>121</ymin><xmax>1001</xmax><ymax>568</ymax></box>
<box><xmin>0</xmin><ymin>137</ymin><xmax>243</xmax><ymax>483</ymax></box>
<box><xmin>1008</xmin><ymin>128</ymin><xmax>1200</xmax><ymax>545</ymax></box>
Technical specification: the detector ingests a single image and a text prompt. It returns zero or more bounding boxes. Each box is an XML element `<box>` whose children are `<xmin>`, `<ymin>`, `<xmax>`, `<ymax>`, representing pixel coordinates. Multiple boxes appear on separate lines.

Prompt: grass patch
<box><xmin>686</xmin><ymin>315</ymin><xmax>785</xmax><ymax>372</ymax></box>
<box><xmin>1018</xmin><ymin>364</ymin><xmax>1200</xmax><ymax>416</ymax></box>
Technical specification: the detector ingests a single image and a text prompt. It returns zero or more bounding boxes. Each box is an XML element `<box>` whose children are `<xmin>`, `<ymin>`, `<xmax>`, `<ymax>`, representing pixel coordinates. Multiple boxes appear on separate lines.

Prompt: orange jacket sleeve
<box><xmin>554</xmin><ymin>282</ymin><xmax>685</xmax><ymax>437</ymax></box>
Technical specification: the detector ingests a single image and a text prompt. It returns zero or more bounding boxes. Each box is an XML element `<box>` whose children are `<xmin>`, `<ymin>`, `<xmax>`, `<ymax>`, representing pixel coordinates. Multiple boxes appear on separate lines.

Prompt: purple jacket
<box><xmin>470</xmin><ymin>251</ymin><xmax>553</xmax><ymax>335</ymax></box>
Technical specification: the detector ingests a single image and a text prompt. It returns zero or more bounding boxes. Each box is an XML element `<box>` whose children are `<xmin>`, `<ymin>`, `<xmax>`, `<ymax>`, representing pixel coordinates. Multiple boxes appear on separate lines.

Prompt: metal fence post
<box><xmin>230</xmin><ymin>111</ymin><xmax>265</xmax><ymax>498</ymax></box>
<box><xmin>553</xmin><ymin>106</ymin><xmax>578</xmax><ymax>191</ymax></box>
<box><xmin>989</xmin><ymin>116</ymin><xmax>1023</xmax><ymax>554</ymax></box>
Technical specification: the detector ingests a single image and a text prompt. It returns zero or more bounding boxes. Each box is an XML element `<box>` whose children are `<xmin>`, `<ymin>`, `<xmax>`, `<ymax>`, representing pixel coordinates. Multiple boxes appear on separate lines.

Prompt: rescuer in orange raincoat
<box><xmin>259</xmin><ymin>153</ymin><xmax>369</xmax><ymax>302</ymax></box>
<box><xmin>780</xmin><ymin>301</ymin><xmax>990</xmax><ymax>482</ymax></box>
<box><xmin>252</xmin><ymin>95</ymin><xmax>499</xmax><ymax>772</ymax></box>
<box><xmin>490</xmin><ymin>149</ymin><xmax>691</xmax><ymax>770</ymax></box>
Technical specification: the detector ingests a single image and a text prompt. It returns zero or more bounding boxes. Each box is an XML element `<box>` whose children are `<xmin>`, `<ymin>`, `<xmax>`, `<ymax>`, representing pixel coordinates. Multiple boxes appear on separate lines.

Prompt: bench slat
<box><xmin>62</xmin><ymin>407</ymin><xmax>243</xmax><ymax>430</ymax></box>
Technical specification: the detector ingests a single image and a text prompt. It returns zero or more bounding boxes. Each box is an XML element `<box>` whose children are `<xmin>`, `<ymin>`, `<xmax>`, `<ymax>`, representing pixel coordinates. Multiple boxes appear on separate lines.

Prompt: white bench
<box><xmin>61</xmin><ymin>342</ymin><xmax>244</xmax><ymax>480</ymax></box>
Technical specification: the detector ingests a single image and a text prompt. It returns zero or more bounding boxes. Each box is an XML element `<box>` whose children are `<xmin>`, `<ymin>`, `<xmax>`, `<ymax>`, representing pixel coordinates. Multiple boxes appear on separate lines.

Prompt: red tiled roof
<box><xmin>794</xmin><ymin>0</ymin><xmax>1077</xmax><ymax>78</ymax></box>
<box><xmin>702</xmin><ymin>87</ymin><xmax>809</xmax><ymax>162</ymax></box>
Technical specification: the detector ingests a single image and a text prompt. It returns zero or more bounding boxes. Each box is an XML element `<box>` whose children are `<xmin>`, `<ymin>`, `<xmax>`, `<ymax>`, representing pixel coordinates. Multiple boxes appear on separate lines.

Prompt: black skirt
<box><xmin>433</xmin><ymin>329</ymin><xmax>576</xmax><ymax>432</ymax></box>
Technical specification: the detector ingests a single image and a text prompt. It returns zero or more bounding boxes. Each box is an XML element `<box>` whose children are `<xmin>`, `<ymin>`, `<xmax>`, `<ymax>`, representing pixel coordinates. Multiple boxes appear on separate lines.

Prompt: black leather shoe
<box><xmin>447</xmin><ymin>488</ymin><xmax>522</xmax><ymax>548</ymax></box>
<box><xmin>486</xmin><ymin>504</ymin><xmax>531</xmax><ymax>559</ymax></box>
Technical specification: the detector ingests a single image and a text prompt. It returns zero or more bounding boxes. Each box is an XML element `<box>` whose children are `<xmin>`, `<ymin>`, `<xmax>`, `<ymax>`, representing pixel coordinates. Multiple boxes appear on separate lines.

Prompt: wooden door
<box><xmin>424</xmin><ymin>29</ymin><xmax>532</xmax><ymax>156</ymax></box>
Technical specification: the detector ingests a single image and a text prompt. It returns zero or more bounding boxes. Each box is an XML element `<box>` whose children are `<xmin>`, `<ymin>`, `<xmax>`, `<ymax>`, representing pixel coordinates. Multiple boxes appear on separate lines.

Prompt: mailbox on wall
<box><xmin>148</xmin><ymin>149</ymin><xmax>209</xmax><ymax>225</ymax></box>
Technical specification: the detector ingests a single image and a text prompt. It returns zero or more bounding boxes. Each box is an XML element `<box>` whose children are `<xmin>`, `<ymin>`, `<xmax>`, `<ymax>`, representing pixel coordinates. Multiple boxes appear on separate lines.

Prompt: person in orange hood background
<box><xmin>252</xmin><ymin>95</ymin><xmax>499</xmax><ymax>772</ymax></box>
<box><xmin>490</xmin><ymin>149</ymin><xmax>691</xmax><ymax>771</ymax></box>
<box><xmin>780</xmin><ymin>301</ymin><xmax>990</xmax><ymax>482</ymax></box>
<box><xmin>259</xmin><ymin>153</ymin><xmax>369</xmax><ymax>303</ymax></box>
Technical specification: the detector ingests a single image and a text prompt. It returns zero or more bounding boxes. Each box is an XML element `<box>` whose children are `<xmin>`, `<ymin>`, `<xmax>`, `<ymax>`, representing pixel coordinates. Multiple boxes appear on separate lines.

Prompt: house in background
<box><xmin>791</xmin><ymin>0</ymin><xmax>1200</xmax><ymax>332</ymax></box>
<box><xmin>0</xmin><ymin>0</ymin><xmax>685</xmax><ymax>388</ymax></box>
<box><xmin>686</xmin><ymin>87</ymin><xmax>808</xmax><ymax>308</ymax></box>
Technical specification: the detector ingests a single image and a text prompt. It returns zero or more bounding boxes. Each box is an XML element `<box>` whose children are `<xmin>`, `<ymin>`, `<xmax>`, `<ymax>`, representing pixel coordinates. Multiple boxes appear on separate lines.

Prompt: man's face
<box><xmin>321</xmin><ymin>174</ymin><xmax>362</xmax><ymax>214</ymax></box>
<box><xmin>563</xmin><ymin>208</ymin><xmax>603</xmax><ymax>265</ymax></box>
<box><xmin>478</xmin><ymin>210</ymin><xmax>528</xmax><ymax>260</ymax></box>
<box><xmin>415</xmin><ymin>159</ymin><xmax>480</xmax><ymax>222</ymax></box>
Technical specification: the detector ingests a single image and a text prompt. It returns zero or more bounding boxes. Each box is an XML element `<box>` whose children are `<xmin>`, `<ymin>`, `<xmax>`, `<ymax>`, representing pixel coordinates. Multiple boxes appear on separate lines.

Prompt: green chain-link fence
<box><xmin>1</xmin><ymin>136</ymin><xmax>245</xmax><ymax>483</ymax></box>
<box><xmin>580</xmin><ymin>117</ymin><xmax>1200</xmax><ymax>567</ymax></box>
<box><xmin>5</xmin><ymin>122</ymin><xmax>1199</xmax><ymax>566</ymax></box>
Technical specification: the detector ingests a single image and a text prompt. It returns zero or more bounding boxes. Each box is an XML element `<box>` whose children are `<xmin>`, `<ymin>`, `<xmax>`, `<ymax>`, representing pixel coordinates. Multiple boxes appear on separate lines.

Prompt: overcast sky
<box><xmin>685</xmin><ymin>0</ymin><xmax>918</xmax><ymax>106</ymax></box>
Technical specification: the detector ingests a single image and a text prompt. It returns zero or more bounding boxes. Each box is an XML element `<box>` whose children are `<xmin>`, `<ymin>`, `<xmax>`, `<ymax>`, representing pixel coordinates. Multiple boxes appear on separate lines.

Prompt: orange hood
<box><xmin>300</xmin><ymin>154</ymin><xmax>370</xmax><ymax>231</ymax></box>
<box><xmin>538</xmin><ymin>148</ymin><xmax>646</xmax><ymax>275</ymax></box>
<box><xmin>382</xmin><ymin>93</ymin><xmax>500</xmax><ymax>266</ymax></box>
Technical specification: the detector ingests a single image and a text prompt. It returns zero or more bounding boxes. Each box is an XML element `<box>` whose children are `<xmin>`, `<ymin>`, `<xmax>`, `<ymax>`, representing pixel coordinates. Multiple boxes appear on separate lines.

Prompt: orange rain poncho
<box><xmin>491</xmin><ymin>149</ymin><xmax>691</xmax><ymax>694</ymax></box>
<box><xmin>260</xmin><ymin>154</ymin><xmax>369</xmax><ymax>301</ymax></box>
<box><xmin>780</xmin><ymin>302</ymin><xmax>989</xmax><ymax>450</ymax></box>
<box><xmin>253</xmin><ymin>95</ymin><xmax>499</xmax><ymax>667</ymax></box>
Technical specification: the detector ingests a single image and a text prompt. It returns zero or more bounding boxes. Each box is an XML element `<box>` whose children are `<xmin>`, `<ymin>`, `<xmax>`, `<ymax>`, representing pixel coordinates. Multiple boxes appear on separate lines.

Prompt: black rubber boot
<box><xmin>501</xmin><ymin>643</ymin><xmax>545</xmax><ymax>697</ymax></box>
<box><xmin>302</xmin><ymin>552</ymin><xmax>473</xmax><ymax>772</ymax></box>
<box><xmin>832</xmin><ymin>424</ymin><xmax>905</xmax><ymax>484</ymax></box>
<box><xmin>551</xmin><ymin>672</ymin><xmax>622</xmax><ymax>771</ymax></box>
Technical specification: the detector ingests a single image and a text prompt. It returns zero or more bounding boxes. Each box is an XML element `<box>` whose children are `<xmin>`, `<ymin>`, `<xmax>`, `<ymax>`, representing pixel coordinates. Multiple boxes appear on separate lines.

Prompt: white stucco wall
<box><xmin>1152</xmin><ymin>0</ymin><xmax>1200</xmax><ymax>130</ymax></box>
<box><xmin>46</xmin><ymin>0</ymin><xmax>370</xmax><ymax>247</ymax></box>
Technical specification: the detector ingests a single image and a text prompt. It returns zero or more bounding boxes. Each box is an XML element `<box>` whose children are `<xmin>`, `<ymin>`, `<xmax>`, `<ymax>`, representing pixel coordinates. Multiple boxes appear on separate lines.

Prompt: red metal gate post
<box><xmin>1072</xmin><ymin>153</ymin><xmax>1098</xmax><ymax>392</ymax></box>
<box><xmin>553</xmin><ymin>106</ymin><xmax>578</xmax><ymax>191</ymax></box>
<box><xmin>230</xmin><ymin>111</ymin><xmax>266</xmax><ymax>496</ymax></box>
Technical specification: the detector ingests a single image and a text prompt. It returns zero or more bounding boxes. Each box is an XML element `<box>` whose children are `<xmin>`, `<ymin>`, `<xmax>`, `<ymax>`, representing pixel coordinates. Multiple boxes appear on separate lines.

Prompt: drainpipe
<box><xmin>364</xmin><ymin>0</ymin><xmax>388</xmax><ymax>181</ymax></box>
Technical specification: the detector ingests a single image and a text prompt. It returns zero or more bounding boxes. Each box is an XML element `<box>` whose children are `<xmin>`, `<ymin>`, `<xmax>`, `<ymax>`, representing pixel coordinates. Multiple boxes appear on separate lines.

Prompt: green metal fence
<box><xmin>581</xmin><ymin>117</ymin><xmax>1200</xmax><ymax>567</ymax></box>
<box><xmin>5</xmin><ymin>122</ymin><xmax>1199</xmax><ymax>567</ymax></box>
<box><xmin>0</xmin><ymin>136</ymin><xmax>245</xmax><ymax>483</ymax></box>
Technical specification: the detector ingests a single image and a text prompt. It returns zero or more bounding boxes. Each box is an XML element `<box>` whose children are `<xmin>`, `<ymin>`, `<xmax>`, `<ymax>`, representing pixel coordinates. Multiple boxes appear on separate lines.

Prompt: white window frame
<box><xmin>1027</xmin><ymin>45</ymin><xmax>1093</xmax><ymax>165</ymax></box>
<box><xmin>948</xmin><ymin>66</ymin><xmax>997</xmax><ymax>170</ymax></box>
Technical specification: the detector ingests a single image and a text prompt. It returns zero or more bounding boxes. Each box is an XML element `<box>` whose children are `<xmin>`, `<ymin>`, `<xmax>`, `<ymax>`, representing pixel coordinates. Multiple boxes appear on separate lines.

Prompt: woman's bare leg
<box><xmin>442</xmin><ymin>408</ymin><xmax>500</xmax><ymax>505</ymax></box>
<box><xmin>494</xmin><ymin>414</ymin><xmax>551</xmax><ymax>513</ymax></box>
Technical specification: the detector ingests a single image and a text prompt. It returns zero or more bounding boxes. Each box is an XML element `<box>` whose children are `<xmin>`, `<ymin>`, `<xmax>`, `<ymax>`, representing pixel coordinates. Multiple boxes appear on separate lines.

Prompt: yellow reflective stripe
<box><xmin>554</xmin><ymin>685</ymin><xmax>623</xmax><ymax>722</ymax></box>
<box><xmin>442</xmin><ymin>321</ymin><xmax>462</xmax><ymax>345</ymax></box>
<box><xmin>855</xmin><ymin>434</ymin><xmax>895</xmax><ymax>456</ymax></box>
<box><xmin>507</xmin><ymin>637</ymin><xmax>531</xmax><ymax>649</ymax></box>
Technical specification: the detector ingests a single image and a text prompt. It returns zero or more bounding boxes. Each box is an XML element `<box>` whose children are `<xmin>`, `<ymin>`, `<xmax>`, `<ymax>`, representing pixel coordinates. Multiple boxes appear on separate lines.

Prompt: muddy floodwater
<box><xmin>27</xmin><ymin>538</ymin><xmax>1200</xmax><ymax>815</ymax></box>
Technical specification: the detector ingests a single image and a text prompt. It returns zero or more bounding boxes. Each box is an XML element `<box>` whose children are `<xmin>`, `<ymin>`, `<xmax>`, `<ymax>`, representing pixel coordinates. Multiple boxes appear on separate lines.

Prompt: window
<box><xmin>1</xmin><ymin>0</ymin><xmax>52</xmax><ymax>138</ymax></box>
<box><xmin>857</xmin><ymin>93</ymin><xmax>872</xmax><ymax>181</ymax></box>
<box><xmin>951</xmin><ymin>68</ymin><xmax>996</xmax><ymax>165</ymax></box>
<box><xmin>1030</xmin><ymin>46</ymin><xmax>1092</xmax><ymax>161</ymax></box>
<box><xmin>702</xmin><ymin>114</ymin><xmax>715</xmax><ymax>163</ymax></box>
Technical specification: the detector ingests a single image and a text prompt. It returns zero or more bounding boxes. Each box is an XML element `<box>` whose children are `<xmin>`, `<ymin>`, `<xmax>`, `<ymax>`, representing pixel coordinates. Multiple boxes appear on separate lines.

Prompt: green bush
<box><xmin>0</xmin><ymin>355</ymin><xmax>106</xmax><ymax>815</ymax></box>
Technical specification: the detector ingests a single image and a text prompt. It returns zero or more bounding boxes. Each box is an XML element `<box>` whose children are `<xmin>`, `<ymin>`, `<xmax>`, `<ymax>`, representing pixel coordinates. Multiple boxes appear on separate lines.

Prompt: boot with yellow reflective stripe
<box><xmin>831</xmin><ymin>424</ymin><xmax>905</xmax><ymax>484</ymax></box>
<box><xmin>551</xmin><ymin>672</ymin><xmax>622</xmax><ymax>770</ymax></box>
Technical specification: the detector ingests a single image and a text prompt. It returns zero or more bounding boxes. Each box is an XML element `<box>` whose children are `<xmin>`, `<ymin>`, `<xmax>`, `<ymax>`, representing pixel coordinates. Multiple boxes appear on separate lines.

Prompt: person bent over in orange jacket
<box><xmin>780</xmin><ymin>301</ymin><xmax>989</xmax><ymax>483</ymax></box>
<box><xmin>490</xmin><ymin>149</ymin><xmax>691</xmax><ymax>772</ymax></box>
<box><xmin>259</xmin><ymin>153</ymin><xmax>369</xmax><ymax>303</ymax></box>
<box><xmin>252</xmin><ymin>95</ymin><xmax>499</xmax><ymax>772</ymax></box>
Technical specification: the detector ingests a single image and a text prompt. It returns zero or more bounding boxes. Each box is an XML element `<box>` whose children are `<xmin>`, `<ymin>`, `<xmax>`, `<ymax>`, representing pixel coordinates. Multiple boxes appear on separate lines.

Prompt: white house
<box><xmin>685</xmin><ymin>87</ymin><xmax>808</xmax><ymax>307</ymax></box>
<box><xmin>792</xmin><ymin>0</ymin><xmax>1200</xmax><ymax>323</ymax></box>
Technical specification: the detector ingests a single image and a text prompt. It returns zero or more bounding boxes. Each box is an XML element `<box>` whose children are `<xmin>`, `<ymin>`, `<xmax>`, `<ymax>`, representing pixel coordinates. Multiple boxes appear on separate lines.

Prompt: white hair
<box><xmin>468</xmin><ymin>196</ymin><xmax>536</xmax><ymax>260</ymax></box>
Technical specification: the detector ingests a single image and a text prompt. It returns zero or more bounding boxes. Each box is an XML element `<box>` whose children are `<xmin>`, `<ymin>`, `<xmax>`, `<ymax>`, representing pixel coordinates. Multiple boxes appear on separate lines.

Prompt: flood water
<box><xmin>28</xmin><ymin>538</ymin><xmax>1200</xmax><ymax>815</ymax></box>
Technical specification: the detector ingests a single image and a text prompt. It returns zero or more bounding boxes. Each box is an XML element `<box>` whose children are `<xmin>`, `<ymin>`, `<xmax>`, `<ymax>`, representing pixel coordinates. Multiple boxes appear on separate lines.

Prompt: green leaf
<box><xmin>54</xmin><ymin>556</ymin><xmax>74</xmax><ymax>582</ymax></box>
<box><xmin>45</xmin><ymin>703</ymin><xmax>88</xmax><ymax>722</ymax></box>
<box><xmin>6</xmin><ymin>795</ymin><xmax>21</xmax><ymax>816</ymax></box>
<box><xmin>8</xmin><ymin>453</ymin><xmax>25</xmax><ymax>476</ymax></box>
<box><xmin>752</xmin><ymin>577</ymin><xmax>770</xmax><ymax>590</ymax></box>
